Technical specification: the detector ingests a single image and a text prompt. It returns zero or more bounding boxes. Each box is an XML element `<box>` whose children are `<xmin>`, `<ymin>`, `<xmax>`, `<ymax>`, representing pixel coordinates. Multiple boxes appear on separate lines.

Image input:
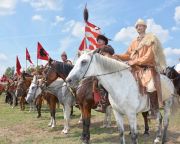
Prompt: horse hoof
<box><xmin>37</xmin><ymin>115</ymin><xmax>41</xmax><ymax>118</ymax></box>
<box><xmin>61</xmin><ymin>129</ymin><xmax>68</xmax><ymax>134</ymax></box>
<box><xmin>51</xmin><ymin>125</ymin><xmax>56</xmax><ymax>128</ymax></box>
<box><xmin>81</xmin><ymin>139</ymin><xmax>89</xmax><ymax>144</ymax></box>
<box><xmin>143</xmin><ymin>132</ymin><xmax>149</xmax><ymax>136</ymax></box>
<box><xmin>78</xmin><ymin>120</ymin><xmax>82</xmax><ymax>124</ymax></box>
<box><xmin>154</xmin><ymin>137</ymin><xmax>161</xmax><ymax>144</ymax></box>
<box><xmin>48</xmin><ymin>124</ymin><xmax>52</xmax><ymax>127</ymax></box>
<box><xmin>103</xmin><ymin>124</ymin><xmax>111</xmax><ymax>128</ymax></box>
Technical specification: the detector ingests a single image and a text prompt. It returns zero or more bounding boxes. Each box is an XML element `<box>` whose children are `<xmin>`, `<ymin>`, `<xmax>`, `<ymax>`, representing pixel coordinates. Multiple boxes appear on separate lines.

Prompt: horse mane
<box><xmin>94</xmin><ymin>53</ymin><xmax>130</xmax><ymax>72</ymax></box>
<box><xmin>52</xmin><ymin>61</ymin><xmax>74</xmax><ymax>77</ymax></box>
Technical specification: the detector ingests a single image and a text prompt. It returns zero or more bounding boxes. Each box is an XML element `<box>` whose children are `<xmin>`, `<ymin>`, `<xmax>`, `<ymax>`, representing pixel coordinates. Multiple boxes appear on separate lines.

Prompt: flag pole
<box><xmin>26</xmin><ymin>60</ymin><xmax>27</xmax><ymax>72</ymax></box>
<box><xmin>37</xmin><ymin>57</ymin><xmax>38</xmax><ymax>68</ymax></box>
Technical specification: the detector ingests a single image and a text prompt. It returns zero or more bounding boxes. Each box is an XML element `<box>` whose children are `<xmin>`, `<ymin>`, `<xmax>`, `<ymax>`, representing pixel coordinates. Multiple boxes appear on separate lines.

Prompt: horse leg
<box><xmin>12</xmin><ymin>93</ymin><xmax>16</xmax><ymax>108</ymax></box>
<box><xmin>36</xmin><ymin>97</ymin><xmax>42</xmax><ymax>118</ymax></box>
<box><xmin>162</xmin><ymin>99</ymin><xmax>172</xmax><ymax>144</ymax></box>
<box><xmin>127</xmin><ymin>113</ymin><xmax>138</xmax><ymax>144</ymax></box>
<box><xmin>154</xmin><ymin>111</ymin><xmax>163</xmax><ymax>144</ymax></box>
<box><xmin>20</xmin><ymin>97</ymin><xmax>23</xmax><ymax>110</ymax></box>
<box><xmin>80</xmin><ymin>103</ymin><xmax>91</xmax><ymax>144</ymax></box>
<box><xmin>103</xmin><ymin>105</ymin><xmax>112</xmax><ymax>128</ymax></box>
<box><xmin>62</xmin><ymin>104</ymin><xmax>71</xmax><ymax>134</ymax></box>
<box><xmin>113</xmin><ymin>110</ymin><xmax>125</xmax><ymax>144</ymax></box>
<box><xmin>78</xmin><ymin>113</ymin><xmax>83</xmax><ymax>124</ymax></box>
<box><xmin>29</xmin><ymin>102</ymin><xmax>32</xmax><ymax>112</ymax></box>
<box><xmin>142</xmin><ymin>111</ymin><xmax>149</xmax><ymax>135</ymax></box>
<box><xmin>70</xmin><ymin>106</ymin><xmax>74</xmax><ymax>116</ymax></box>
<box><xmin>22</xmin><ymin>96</ymin><xmax>25</xmax><ymax>110</ymax></box>
<box><xmin>51</xmin><ymin>100</ymin><xmax>56</xmax><ymax>128</ymax></box>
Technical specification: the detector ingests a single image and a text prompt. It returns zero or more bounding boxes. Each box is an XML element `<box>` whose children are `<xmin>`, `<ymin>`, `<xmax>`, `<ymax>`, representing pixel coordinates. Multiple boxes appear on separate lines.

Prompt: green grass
<box><xmin>0</xmin><ymin>94</ymin><xmax>179</xmax><ymax>144</ymax></box>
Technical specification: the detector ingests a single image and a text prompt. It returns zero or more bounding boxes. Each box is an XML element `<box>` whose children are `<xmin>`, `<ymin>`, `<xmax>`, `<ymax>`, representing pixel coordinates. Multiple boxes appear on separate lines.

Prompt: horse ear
<box><xmin>172</xmin><ymin>65</ymin><xmax>175</xmax><ymax>69</ymax></box>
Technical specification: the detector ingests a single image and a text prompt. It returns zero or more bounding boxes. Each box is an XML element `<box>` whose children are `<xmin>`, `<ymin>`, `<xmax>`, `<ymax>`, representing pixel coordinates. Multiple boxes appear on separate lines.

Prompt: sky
<box><xmin>0</xmin><ymin>0</ymin><xmax>180</xmax><ymax>76</ymax></box>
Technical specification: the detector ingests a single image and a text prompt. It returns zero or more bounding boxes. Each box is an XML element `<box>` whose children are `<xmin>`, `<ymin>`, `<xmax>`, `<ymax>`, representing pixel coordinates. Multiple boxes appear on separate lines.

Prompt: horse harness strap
<box><xmin>83</xmin><ymin>54</ymin><xmax>130</xmax><ymax>79</ymax></box>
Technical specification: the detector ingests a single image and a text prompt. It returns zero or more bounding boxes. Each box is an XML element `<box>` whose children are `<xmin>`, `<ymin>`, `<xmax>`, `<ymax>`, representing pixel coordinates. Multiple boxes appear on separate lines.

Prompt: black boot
<box><xmin>147</xmin><ymin>92</ymin><xmax>159</xmax><ymax>119</ymax></box>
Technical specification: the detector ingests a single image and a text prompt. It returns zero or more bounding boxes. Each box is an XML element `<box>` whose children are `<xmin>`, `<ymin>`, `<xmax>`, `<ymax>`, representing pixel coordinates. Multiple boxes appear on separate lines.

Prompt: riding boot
<box><xmin>147</xmin><ymin>91</ymin><xmax>159</xmax><ymax>119</ymax></box>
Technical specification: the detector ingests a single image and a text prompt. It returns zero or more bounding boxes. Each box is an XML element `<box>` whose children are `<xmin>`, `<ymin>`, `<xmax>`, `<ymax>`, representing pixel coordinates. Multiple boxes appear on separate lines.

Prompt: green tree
<box><xmin>4</xmin><ymin>67</ymin><xmax>15</xmax><ymax>78</ymax></box>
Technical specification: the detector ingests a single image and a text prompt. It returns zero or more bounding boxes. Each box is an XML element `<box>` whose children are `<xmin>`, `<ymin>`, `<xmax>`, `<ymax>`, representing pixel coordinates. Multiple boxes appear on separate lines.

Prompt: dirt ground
<box><xmin>0</xmin><ymin>95</ymin><xmax>180</xmax><ymax>144</ymax></box>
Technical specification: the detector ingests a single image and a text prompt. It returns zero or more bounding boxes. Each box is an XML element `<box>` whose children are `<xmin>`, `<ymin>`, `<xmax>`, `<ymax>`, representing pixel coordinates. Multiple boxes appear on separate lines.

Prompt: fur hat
<box><xmin>97</xmin><ymin>35</ymin><xmax>108</xmax><ymax>45</ymax></box>
<box><xmin>135</xmin><ymin>19</ymin><xmax>147</xmax><ymax>28</ymax></box>
<box><xmin>61</xmin><ymin>51</ymin><xmax>67</xmax><ymax>56</ymax></box>
<box><xmin>100</xmin><ymin>45</ymin><xmax>115</xmax><ymax>55</ymax></box>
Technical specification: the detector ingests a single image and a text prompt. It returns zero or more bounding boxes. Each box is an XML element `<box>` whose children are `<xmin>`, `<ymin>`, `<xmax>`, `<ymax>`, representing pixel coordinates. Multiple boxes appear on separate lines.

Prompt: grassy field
<box><xmin>0</xmin><ymin>94</ymin><xmax>179</xmax><ymax>144</ymax></box>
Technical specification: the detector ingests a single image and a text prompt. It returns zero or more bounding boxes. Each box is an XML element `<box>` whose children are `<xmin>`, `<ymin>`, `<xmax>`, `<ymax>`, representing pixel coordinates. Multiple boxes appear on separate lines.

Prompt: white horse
<box><xmin>66</xmin><ymin>52</ymin><xmax>177</xmax><ymax>144</ymax></box>
<box><xmin>26</xmin><ymin>75</ymin><xmax>75</xmax><ymax>134</ymax></box>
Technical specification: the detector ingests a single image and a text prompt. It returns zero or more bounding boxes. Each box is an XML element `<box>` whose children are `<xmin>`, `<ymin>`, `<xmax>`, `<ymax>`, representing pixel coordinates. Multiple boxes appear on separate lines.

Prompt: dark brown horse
<box><xmin>165</xmin><ymin>66</ymin><xmax>180</xmax><ymax>96</ymax></box>
<box><xmin>15</xmin><ymin>74</ymin><xmax>32</xmax><ymax>110</ymax></box>
<box><xmin>5</xmin><ymin>80</ymin><xmax>18</xmax><ymax>107</ymax></box>
<box><xmin>43</xmin><ymin>61</ymin><xmax>74</xmax><ymax>115</ymax></box>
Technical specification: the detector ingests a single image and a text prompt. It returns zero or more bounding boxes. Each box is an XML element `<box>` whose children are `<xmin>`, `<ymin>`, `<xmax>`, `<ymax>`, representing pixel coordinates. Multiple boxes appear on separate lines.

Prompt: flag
<box><xmin>26</xmin><ymin>48</ymin><xmax>33</xmax><ymax>64</ymax></box>
<box><xmin>79</xmin><ymin>37</ymin><xmax>87</xmax><ymax>51</ymax></box>
<box><xmin>85</xmin><ymin>21</ymin><xmax>101</xmax><ymax>50</ymax></box>
<box><xmin>16</xmin><ymin>56</ymin><xmax>21</xmax><ymax>75</ymax></box>
<box><xmin>37</xmin><ymin>42</ymin><xmax>49</xmax><ymax>61</ymax></box>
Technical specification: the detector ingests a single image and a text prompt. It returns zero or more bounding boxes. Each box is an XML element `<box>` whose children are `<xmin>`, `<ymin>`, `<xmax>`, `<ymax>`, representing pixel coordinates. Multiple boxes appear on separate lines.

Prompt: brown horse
<box><xmin>35</xmin><ymin>90</ymin><xmax>59</xmax><ymax>127</ymax></box>
<box><xmin>5</xmin><ymin>80</ymin><xmax>18</xmax><ymax>107</ymax></box>
<box><xmin>43</xmin><ymin>61</ymin><xmax>74</xmax><ymax>115</ymax></box>
<box><xmin>15</xmin><ymin>74</ymin><xmax>32</xmax><ymax>110</ymax></box>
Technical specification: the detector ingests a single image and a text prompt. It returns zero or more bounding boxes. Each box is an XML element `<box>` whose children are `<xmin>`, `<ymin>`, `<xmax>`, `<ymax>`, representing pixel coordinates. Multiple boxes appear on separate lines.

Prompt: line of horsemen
<box><xmin>1</xmin><ymin>19</ymin><xmax>180</xmax><ymax>122</ymax></box>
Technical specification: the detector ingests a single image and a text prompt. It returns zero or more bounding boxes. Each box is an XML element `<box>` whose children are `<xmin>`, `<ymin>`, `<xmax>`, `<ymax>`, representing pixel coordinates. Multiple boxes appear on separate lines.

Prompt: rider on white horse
<box><xmin>114</xmin><ymin>19</ymin><xmax>167</xmax><ymax>119</ymax></box>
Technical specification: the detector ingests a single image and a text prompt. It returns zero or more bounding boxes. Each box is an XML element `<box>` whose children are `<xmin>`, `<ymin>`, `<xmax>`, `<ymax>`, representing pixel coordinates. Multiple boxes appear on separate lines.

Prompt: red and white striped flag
<box><xmin>85</xmin><ymin>21</ymin><xmax>101</xmax><ymax>50</ymax></box>
<box><xmin>79</xmin><ymin>37</ymin><xmax>87</xmax><ymax>51</ymax></box>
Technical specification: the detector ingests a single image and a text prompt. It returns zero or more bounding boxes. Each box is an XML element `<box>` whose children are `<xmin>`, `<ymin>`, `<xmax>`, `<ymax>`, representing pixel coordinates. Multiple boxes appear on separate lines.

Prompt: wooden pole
<box><xmin>26</xmin><ymin>60</ymin><xmax>27</xmax><ymax>72</ymax></box>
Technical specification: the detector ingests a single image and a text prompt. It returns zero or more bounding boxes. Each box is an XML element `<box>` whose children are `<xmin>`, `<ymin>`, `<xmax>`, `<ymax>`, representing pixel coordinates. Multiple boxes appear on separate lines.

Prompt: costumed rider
<box><xmin>114</xmin><ymin>19</ymin><xmax>166</xmax><ymax>119</ymax></box>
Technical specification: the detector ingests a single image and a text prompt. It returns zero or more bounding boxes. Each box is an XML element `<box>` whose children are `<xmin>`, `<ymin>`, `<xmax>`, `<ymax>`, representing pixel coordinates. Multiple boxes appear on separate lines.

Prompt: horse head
<box><xmin>66</xmin><ymin>51</ymin><xmax>94</xmax><ymax>87</ymax></box>
<box><xmin>165</xmin><ymin>66</ymin><xmax>178</xmax><ymax>79</ymax></box>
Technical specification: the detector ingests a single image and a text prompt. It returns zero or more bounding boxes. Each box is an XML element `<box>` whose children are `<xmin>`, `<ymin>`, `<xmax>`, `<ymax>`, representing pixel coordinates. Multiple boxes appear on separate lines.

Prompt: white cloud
<box><xmin>164</xmin><ymin>47</ymin><xmax>180</xmax><ymax>56</ymax></box>
<box><xmin>71</xmin><ymin>22</ymin><xmax>84</xmax><ymax>38</ymax></box>
<box><xmin>114</xmin><ymin>27</ymin><xmax>137</xmax><ymax>45</ymax></box>
<box><xmin>0</xmin><ymin>53</ymin><xmax>8</xmax><ymax>61</ymax></box>
<box><xmin>0</xmin><ymin>0</ymin><xmax>17</xmax><ymax>16</ymax></box>
<box><xmin>0</xmin><ymin>65</ymin><xmax>6</xmax><ymax>76</ymax></box>
<box><xmin>59</xmin><ymin>36</ymin><xmax>74</xmax><ymax>53</ymax></box>
<box><xmin>32</xmin><ymin>14</ymin><xmax>43</xmax><ymax>21</ymax></box>
<box><xmin>23</xmin><ymin>0</ymin><xmax>63</xmax><ymax>11</ymax></box>
<box><xmin>62</xmin><ymin>20</ymin><xmax>76</xmax><ymax>32</ymax></box>
<box><xmin>171</xmin><ymin>26</ymin><xmax>180</xmax><ymax>31</ymax></box>
<box><xmin>114</xmin><ymin>18</ymin><xmax>170</xmax><ymax>45</ymax></box>
<box><xmin>174</xmin><ymin>6</ymin><xmax>180</xmax><ymax>24</ymax></box>
<box><xmin>52</xmin><ymin>16</ymin><xmax>65</xmax><ymax>26</ymax></box>
<box><xmin>62</xmin><ymin>20</ymin><xmax>84</xmax><ymax>38</ymax></box>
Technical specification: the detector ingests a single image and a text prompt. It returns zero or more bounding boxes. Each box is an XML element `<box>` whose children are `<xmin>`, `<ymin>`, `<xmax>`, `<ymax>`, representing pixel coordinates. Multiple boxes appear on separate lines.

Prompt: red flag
<box><xmin>37</xmin><ymin>42</ymin><xmax>49</xmax><ymax>61</ymax></box>
<box><xmin>16</xmin><ymin>56</ymin><xmax>21</xmax><ymax>75</ymax></box>
<box><xmin>79</xmin><ymin>37</ymin><xmax>87</xmax><ymax>51</ymax></box>
<box><xmin>26</xmin><ymin>48</ymin><xmax>33</xmax><ymax>64</ymax></box>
